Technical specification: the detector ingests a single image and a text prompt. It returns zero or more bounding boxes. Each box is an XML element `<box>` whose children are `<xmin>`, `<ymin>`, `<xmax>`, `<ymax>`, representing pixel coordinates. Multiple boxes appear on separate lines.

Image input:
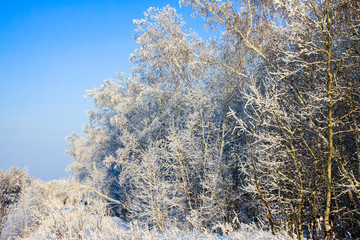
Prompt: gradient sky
<box><xmin>0</xmin><ymin>0</ymin><xmax>210</xmax><ymax>181</ymax></box>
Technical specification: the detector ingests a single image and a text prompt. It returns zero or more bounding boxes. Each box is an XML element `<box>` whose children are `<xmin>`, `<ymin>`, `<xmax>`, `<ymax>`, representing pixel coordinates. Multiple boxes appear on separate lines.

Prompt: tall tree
<box><xmin>225</xmin><ymin>0</ymin><xmax>360</xmax><ymax>238</ymax></box>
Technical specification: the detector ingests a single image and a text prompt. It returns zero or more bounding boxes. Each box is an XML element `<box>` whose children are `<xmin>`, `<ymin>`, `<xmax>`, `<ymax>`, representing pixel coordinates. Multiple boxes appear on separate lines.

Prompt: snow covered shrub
<box><xmin>0</xmin><ymin>167</ymin><xmax>30</xmax><ymax>234</ymax></box>
<box><xmin>32</xmin><ymin>180</ymin><xmax>128</xmax><ymax>239</ymax></box>
<box><xmin>1</xmin><ymin>178</ymin><xmax>48</xmax><ymax>239</ymax></box>
<box><xmin>1</xmin><ymin>179</ymin><xmax>128</xmax><ymax>239</ymax></box>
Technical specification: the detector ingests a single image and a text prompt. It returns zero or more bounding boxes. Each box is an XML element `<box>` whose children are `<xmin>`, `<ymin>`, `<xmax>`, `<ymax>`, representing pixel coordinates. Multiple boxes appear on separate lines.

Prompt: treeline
<box><xmin>64</xmin><ymin>0</ymin><xmax>359</xmax><ymax>239</ymax></box>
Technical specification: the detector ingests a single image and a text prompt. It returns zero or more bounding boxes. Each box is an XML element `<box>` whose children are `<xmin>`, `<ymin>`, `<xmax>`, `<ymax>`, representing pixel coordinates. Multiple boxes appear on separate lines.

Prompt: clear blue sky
<box><xmin>0</xmin><ymin>0</ymin><xmax>209</xmax><ymax>180</ymax></box>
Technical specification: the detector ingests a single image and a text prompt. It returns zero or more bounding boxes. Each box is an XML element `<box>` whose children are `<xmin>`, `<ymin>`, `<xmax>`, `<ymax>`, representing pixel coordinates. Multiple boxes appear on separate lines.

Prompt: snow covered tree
<box><xmin>67</xmin><ymin>5</ymin><xmax>246</xmax><ymax>231</ymax></box>
<box><xmin>66</xmin><ymin>0</ymin><xmax>359</xmax><ymax>238</ymax></box>
<box><xmin>221</xmin><ymin>0</ymin><xmax>360</xmax><ymax>238</ymax></box>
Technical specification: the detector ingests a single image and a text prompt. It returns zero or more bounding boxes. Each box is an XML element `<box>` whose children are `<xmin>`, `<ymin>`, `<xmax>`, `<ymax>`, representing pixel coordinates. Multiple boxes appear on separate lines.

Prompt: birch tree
<box><xmin>221</xmin><ymin>0</ymin><xmax>360</xmax><ymax>238</ymax></box>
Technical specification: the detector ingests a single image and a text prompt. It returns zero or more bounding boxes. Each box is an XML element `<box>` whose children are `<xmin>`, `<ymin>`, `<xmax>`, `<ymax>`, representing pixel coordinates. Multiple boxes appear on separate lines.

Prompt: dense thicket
<box><xmin>66</xmin><ymin>1</ymin><xmax>359</xmax><ymax>239</ymax></box>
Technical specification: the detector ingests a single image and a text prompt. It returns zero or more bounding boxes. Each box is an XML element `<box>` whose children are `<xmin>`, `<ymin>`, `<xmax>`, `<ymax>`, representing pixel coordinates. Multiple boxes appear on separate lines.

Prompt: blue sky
<box><xmin>0</xmin><ymin>0</ymin><xmax>209</xmax><ymax>180</ymax></box>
